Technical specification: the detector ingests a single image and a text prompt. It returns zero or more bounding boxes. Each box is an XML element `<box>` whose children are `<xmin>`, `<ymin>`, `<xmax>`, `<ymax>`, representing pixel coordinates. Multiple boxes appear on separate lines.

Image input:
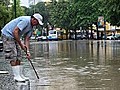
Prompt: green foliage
<box><xmin>48</xmin><ymin>2</ymin><xmax>70</xmax><ymax>29</ymax></box>
<box><xmin>10</xmin><ymin>0</ymin><xmax>25</xmax><ymax>19</ymax></box>
<box><xmin>47</xmin><ymin>0</ymin><xmax>120</xmax><ymax>30</ymax></box>
<box><xmin>1</xmin><ymin>0</ymin><xmax>117</xmax><ymax>31</ymax></box>
<box><xmin>102</xmin><ymin>0</ymin><xmax>120</xmax><ymax>26</ymax></box>
<box><xmin>25</xmin><ymin>2</ymin><xmax>49</xmax><ymax>27</ymax></box>
<box><xmin>47</xmin><ymin>0</ymin><xmax>100</xmax><ymax>30</ymax></box>
<box><xmin>0</xmin><ymin>0</ymin><xmax>10</xmax><ymax>28</ymax></box>
<box><xmin>0</xmin><ymin>0</ymin><xmax>25</xmax><ymax>29</ymax></box>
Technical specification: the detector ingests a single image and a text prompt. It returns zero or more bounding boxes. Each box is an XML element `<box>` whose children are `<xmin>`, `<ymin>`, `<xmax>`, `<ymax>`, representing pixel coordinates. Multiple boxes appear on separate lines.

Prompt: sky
<box><xmin>20</xmin><ymin>0</ymin><xmax>29</xmax><ymax>7</ymax></box>
<box><xmin>20</xmin><ymin>0</ymin><xmax>50</xmax><ymax>7</ymax></box>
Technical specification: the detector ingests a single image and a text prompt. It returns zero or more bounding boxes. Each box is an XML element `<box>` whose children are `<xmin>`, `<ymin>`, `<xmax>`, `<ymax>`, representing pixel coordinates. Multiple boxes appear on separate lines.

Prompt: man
<box><xmin>1</xmin><ymin>13</ymin><xmax>43</xmax><ymax>82</ymax></box>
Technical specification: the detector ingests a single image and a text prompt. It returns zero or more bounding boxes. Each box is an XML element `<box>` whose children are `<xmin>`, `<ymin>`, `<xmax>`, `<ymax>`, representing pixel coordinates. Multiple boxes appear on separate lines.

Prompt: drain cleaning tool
<box><xmin>25</xmin><ymin>47</ymin><xmax>39</xmax><ymax>79</ymax></box>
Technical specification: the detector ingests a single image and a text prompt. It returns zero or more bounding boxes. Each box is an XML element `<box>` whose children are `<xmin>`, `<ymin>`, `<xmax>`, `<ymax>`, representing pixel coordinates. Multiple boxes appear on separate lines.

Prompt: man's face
<box><xmin>31</xmin><ymin>18</ymin><xmax>39</xmax><ymax>26</ymax></box>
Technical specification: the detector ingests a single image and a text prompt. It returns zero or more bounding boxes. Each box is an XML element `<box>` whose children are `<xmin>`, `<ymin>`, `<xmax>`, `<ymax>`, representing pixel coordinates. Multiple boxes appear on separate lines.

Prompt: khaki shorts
<box><xmin>2</xmin><ymin>34</ymin><xmax>21</xmax><ymax>61</ymax></box>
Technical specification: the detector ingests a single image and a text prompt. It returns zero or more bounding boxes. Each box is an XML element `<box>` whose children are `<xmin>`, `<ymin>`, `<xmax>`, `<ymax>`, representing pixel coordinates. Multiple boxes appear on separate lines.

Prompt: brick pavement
<box><xmin>0</xmin><ymin>60</ymin><xmax>17</xmax><ymax>90</ymax></box>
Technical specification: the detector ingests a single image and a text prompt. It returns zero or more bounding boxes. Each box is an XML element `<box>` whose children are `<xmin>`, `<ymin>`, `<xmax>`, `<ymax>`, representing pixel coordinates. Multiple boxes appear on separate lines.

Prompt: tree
<box><xmin>0</xmin><ymin>0</ymin><xmax>10</xmax><ymax>28</ymax></box>
<box><xmin>0</xmin><ymin>0</ymin><xmax>25</xmax><ymax>31</ymax></box>
<box><xmin>25</xmin><ymin>2</ymin><xmax>48</xmax><ymax>25</ymax></box>
<box><xmin>10</xmin><ymin>0</ymin><xmax>25</xmax><ymax>19</ymax></box>
<box><xmin>24</xmin><ymin>0</ymin><xmax>120</xmax><ymax>34</ymax></box>
<box><xmin>47</xmin><ymin>0</ymin><xmax>98</xmax><ymax>30</ymax></box>
<box><xmin>101</xmin><ymin>0</ymin><xmax>120</xmax><ymax>26</ymax></box>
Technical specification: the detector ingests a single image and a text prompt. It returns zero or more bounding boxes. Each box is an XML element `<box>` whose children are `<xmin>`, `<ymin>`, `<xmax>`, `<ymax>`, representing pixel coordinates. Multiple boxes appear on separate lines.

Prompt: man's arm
<box><xmin>13</xmin><ymin>27</ymin><xmax>25</xmax><ymax>50</ymax></box>
<box><xmin>24</xmin><ymin>35</ymin><xmax>30</xmax><ymax>52</ymax></box>
<box><xmin>24</xmin><ymin>35</ymin><xmax>31</xmax><ymax>59</ymax></box>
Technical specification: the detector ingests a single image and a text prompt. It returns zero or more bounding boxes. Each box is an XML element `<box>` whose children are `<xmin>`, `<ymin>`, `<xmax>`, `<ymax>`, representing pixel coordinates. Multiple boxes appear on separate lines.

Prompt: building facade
<box><xmin>29</xmin><ymin>0</ymin><xmax>51</xmax><ymax>6</ymax></box>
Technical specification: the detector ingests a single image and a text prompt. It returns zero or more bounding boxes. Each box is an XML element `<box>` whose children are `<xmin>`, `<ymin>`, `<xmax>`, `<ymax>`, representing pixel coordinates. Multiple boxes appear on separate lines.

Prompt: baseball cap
<box><xmin>33</xmin><ymin>13</ymin><xmax>43</xmax><ymax>25</ymax></box>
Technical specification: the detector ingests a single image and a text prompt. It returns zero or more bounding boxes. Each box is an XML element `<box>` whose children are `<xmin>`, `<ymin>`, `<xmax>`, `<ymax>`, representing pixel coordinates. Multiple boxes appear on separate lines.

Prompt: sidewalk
<box><xmin>0</xmin><ymin>57</ymin><xmax>17</xmax><ymax>90</ymax></box>
<box><xmin>0</xmin><ymin>52</ymin><xmax>32</xmax><ymax>90</ymax></box>
<box><xmin>0</xmin><ymin>52</ymin><xmax>42</xmax><ymax>90</ymax></box>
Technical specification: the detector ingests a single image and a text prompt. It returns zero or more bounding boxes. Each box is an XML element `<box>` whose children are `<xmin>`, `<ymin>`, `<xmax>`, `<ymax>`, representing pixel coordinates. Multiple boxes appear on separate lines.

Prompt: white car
<box><xmin>106</xmin><ymin>35</ymin><xmax>116</xmax><ymax>40</ymax></box>
<box><xmin>30</xmin><ymin>36</ymin><xmax>36</xmax><ymax>40</ymax></box>
<box><xmin>37</xmin><ymin>36</ymin><xmax>47</xmax><ymax>41</ymax></box>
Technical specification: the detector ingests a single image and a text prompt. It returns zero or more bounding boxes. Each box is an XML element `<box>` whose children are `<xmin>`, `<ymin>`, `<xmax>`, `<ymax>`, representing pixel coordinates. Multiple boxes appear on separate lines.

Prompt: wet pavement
<box><xmin>1</xmin><ymin>40</ymin><xmax>120</xmax><ymax>90</ymax></box>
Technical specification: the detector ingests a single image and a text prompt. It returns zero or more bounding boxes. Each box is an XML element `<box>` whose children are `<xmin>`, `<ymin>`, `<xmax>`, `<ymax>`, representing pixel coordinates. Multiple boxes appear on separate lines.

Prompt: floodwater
<box><xmin>16</xmin><ymin>40</ymin><xmax>120</xmax><ymax>90</ymax></box>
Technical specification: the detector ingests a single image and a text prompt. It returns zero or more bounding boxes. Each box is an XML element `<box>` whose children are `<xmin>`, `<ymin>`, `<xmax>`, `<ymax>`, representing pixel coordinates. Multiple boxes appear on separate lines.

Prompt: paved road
<box><xmin>1</xmin><ymin>40</ymin><xmax>120</xmax><ymax>90</ymax></box>
<box><xmin>0</xmin><ymin>53</ymin><xmax>17</xmax><ymax>90</ymax></box>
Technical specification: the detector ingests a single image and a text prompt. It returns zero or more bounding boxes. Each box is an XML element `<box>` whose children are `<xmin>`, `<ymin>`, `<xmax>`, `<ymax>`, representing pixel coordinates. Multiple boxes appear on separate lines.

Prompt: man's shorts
<box><xmin>1</xmin><ymin>34</ymin><xmax>21</xmax><ymax>61</ymax></box>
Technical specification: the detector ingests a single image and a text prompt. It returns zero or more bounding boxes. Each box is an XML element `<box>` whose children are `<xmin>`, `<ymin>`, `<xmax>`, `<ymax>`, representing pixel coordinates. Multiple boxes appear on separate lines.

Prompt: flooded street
<box><xmin>1</xmin><ymin>40</ymin><xmax>120</xmax><ymax>90</ymax></box>
<box><xmin>25</xmin><ymin>40</ymin><xmax>120</xmax><ymax>90</ymax></box>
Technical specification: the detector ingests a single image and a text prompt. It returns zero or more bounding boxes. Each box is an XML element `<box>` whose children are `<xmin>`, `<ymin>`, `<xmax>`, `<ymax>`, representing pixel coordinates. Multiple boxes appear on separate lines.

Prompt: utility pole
<box><xmin>104</xmin><ymin>20</ymin><xmax>106</xmax><ymax>40</ymax></box>
<box><xmin>34</xmin><ymin>0</ymin><xmax>35</xmax><ymax>13</ymax></box>
<box><xmin>14</xmin><ymin>0</ymin><xmax>16</xmax><ymax>18</ymax></box>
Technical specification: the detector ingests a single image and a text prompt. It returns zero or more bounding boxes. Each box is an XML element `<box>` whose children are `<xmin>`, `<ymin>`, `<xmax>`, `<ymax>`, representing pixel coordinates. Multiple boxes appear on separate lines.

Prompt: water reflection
<box><xmin>28</xmin><ymin>40</ymin><xmax>120</xmax><ymax>90</ymax></box>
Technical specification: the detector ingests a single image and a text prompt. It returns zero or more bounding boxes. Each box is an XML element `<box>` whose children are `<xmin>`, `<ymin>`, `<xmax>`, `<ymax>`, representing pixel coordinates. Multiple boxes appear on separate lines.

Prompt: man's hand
<box><xmin>24</xmin><ymin>46</ymin><xmax>31</xmax><ymax>60</ymax></box>
<box><xmin>26</xmin><ymin>51</ymin><xmax>31</xmax><ymax>60</ymax></box>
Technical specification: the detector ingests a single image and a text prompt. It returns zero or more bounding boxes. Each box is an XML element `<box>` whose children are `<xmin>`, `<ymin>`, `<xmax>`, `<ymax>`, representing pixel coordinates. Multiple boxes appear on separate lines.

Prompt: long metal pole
<box><xmin>25</xmin><ymin>48</ymin><xmax>39</xmax><ymax>79</ymax></box>
<box><xmin>104</xmin><ymin>20</ymin><xmax>106</xmax><ymax>40</ymax></box>
<box><xmin>34</xmin><ymin>0</ymin><xmax>35</xmax><ymax>13</ymax></box>
<box><xmin>14</xmin><ymin>0</ymin><xmax>16</xmax><ymax>18</ymax></box>
<box><xmin>27</xmin><ymin>58</ymin><xmax>39</xmax><ymax>79</ymax></box>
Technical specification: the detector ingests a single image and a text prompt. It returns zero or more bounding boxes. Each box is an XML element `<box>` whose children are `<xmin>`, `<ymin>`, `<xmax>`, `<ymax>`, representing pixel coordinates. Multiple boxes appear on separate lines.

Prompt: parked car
<box><xmin>30</xmin><ymin>36</ymin><xmax>36</xmax><ymax>40</ymax></box>
<box><xmin>71</xmin><ymin>33</ymin><xmax>86</xmax><ymax>40</ymax></box>
<box><xmin>37</xmin><ymin>36</ymin><xmax>48</xmax><ymax>41</ymax></box>
<box><xmin>106</xmin><ymin>34</ymin><xmax>116</xmax><ymax>40</ymax></box>
<box><xmin>114</xmin><ymin>34</ymin><xmax>120</xmax><ymax>40</ymax></box>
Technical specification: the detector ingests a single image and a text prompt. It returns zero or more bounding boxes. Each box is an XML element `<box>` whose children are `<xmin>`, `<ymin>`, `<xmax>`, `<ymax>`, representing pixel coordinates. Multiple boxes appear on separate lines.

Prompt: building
<box><xmin>29</xmin><ymin>0</ymin><xmax>51</xmax><ymax>6</ymax></box>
